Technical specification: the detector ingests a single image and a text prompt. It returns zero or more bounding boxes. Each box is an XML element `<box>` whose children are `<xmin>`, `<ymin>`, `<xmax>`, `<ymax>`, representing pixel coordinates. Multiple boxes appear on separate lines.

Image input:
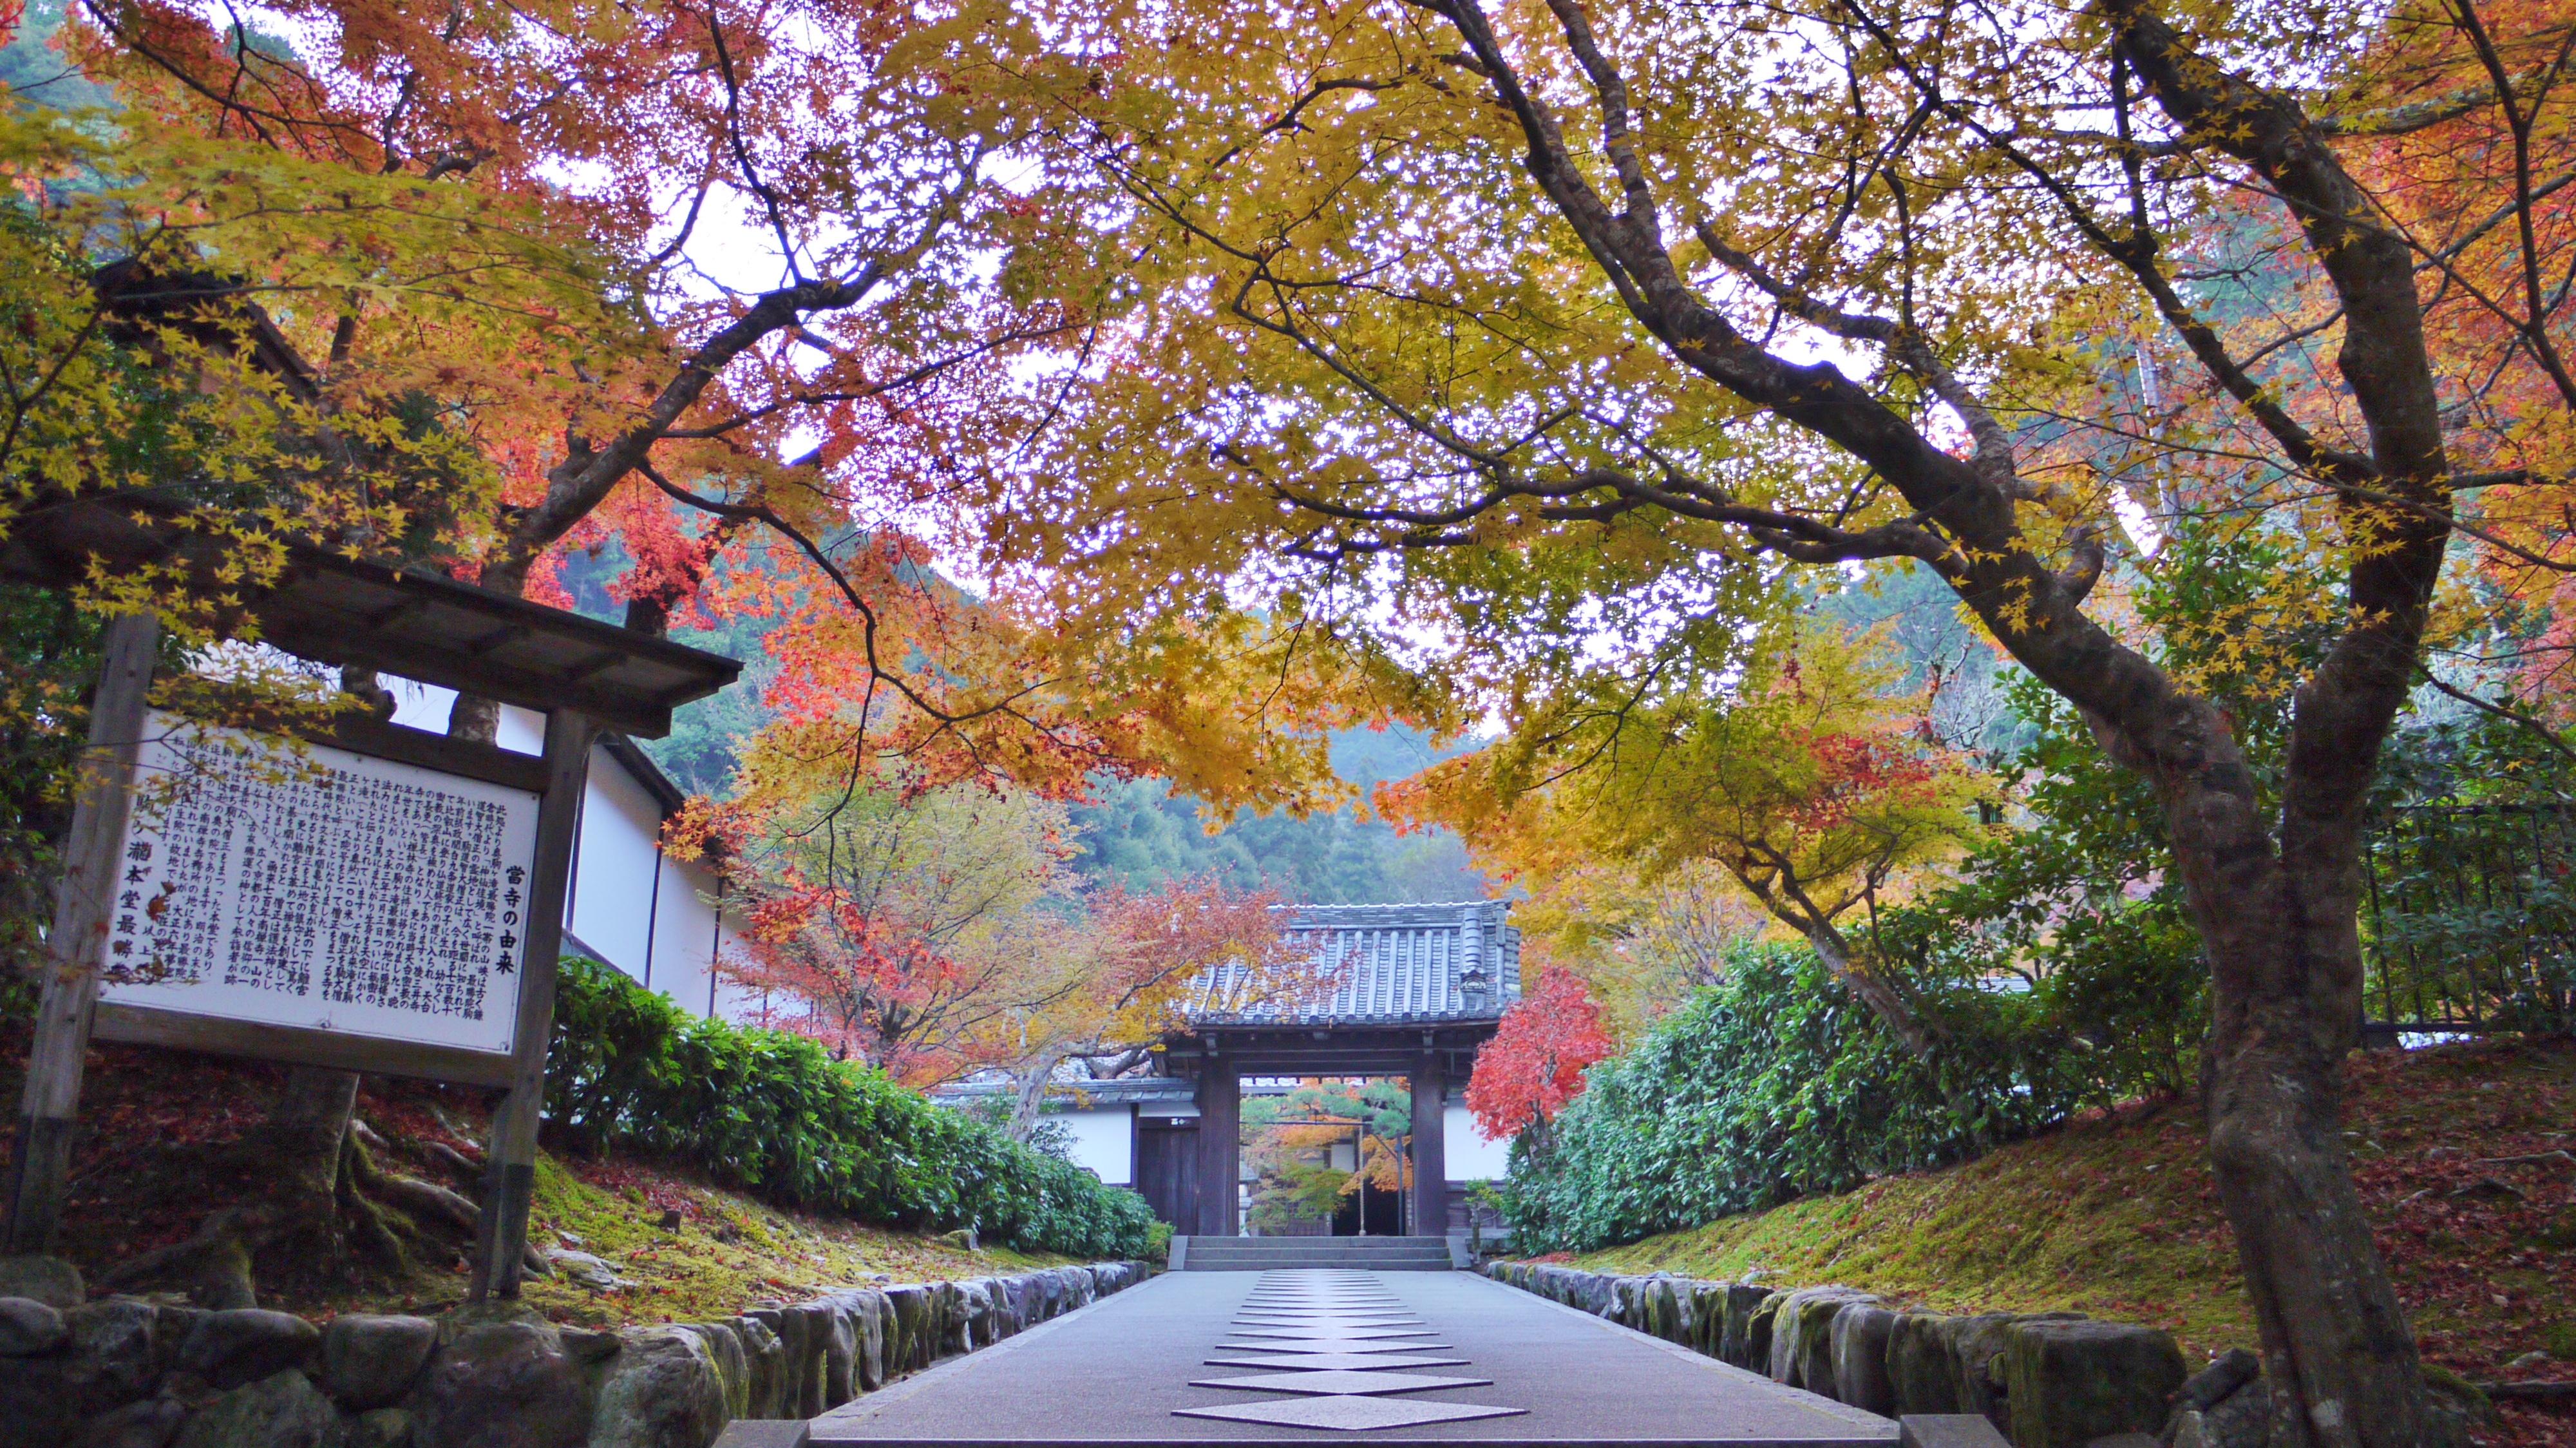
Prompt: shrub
<box><xmin>544</xmin><ymin>955</ymin><xmax>1159</xmax><ymax>1259</ymax></box>
<box><xmin>1497</xmin><ymin>942</ymin><xmax>2092</xmax><ymax>1255</ymax></box>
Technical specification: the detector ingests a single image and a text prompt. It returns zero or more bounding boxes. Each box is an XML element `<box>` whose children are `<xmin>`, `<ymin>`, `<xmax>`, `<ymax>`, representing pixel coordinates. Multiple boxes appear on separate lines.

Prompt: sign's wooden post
<box><xmin>5</xmin><ymin>615</ymin><xmax>160</xmax><ymax>1252</ymax></box>
<box><xmin>470</xmin><ymin>706</ymin><xmax>594</xmax><ymax>1300</ymax></box>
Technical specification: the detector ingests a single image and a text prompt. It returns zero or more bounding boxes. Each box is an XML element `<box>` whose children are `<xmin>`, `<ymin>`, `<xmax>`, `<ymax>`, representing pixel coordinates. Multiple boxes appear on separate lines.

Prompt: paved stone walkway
<box><xmin>809</xmin><ymin>1270</ymin><xmax>1899</xmax><ymax>1445</ymax></box>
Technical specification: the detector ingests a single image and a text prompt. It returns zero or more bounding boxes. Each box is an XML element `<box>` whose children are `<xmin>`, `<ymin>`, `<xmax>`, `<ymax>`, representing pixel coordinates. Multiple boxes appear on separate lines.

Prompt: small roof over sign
<box><xmin>254</xmin><ymin>553</ymin><xmax>737</xmax><ymax>739</ymax></box>
<box><xmin>3</xmin><ymin>498</ymin><xmax>739</xmax><ymax>739</ymax></box>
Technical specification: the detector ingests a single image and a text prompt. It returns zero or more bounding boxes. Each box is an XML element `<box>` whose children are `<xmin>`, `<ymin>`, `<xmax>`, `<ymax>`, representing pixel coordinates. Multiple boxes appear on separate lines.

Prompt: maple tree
<box><xmin>2334</xmin><ymin>0</ymin><xmax>2576</xmax><ymax>741</ymax></box>
<box><xmin>963</xmin><ymin>877</ymin><xmax>1310</xmax><ymax>1139</ymax></box>
<box><xmin>0</xmin><ymin>0</ymin><xmax>1439</xmax><ymax>1291</ymax></box>
<box><xmin>1</xmin><ymin>0</ymin><xmax>2566</xmax><ymax>1422</ymax></box>
<box><xmin>1463</xmin><ymin>964</ymin><xmax>1613</xmax><ymax>1144</ymax></box>
<box><xmin>1417</xmin><ymin>621</ymin><xmax>1991</xmax><ymax>1115</ymax></box>
<box><xmin>0</xmin><ymin>0</ymin><xmax>1191</xmax><ymax>1297</ymax></box>
<box><xmin>709</xmin><ymin>761</ymin><xmax>1309</xmax><ymax>1112</ymax></box>
<box><xmin>1495</xmin><ymin>857</ymin><xmax>1763</xmax><ymax>1040</ymax></box>
<box><xmin>954</xmin><ymin>0</ymin><xmax>2576</xmax><ymax>1430</ymax></box>
<box><xmin>714</xmin><ymin>777</ymin><xmax>1077</xmax><ymax>1083</ymax></box>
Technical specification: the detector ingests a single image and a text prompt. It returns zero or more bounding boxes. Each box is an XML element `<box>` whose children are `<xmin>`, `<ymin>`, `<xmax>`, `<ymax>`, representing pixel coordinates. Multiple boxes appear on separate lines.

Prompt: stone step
<box><xmin>1180</xmin><ymin>1252</ymin><xmax>1463</xmax><ymax>1262</ymax></box>
<box><xmin>1176</xmin><ymin>1236</ymin><xmax>1457</xmax><ymax>1271</ymax></box>
<box><xmin>1179</xmin><ymin>1245</ymin><xmax>1452</xmax><ymax>1251</ymax></box>
<box><xmin>1182</xmin><ymin>1246</ymin><xmax>1453</xmax><ymax>1255</ymax></box>
<box><xmin>1182</xmin><ymin>1252</ymin><xmax>1452</xmax><ymax>1261</ymax></box>
<box><xmin>1179</xmin><ymin>1235</ymin><xmax>1451</xmax><ymax>1246</ymax></box>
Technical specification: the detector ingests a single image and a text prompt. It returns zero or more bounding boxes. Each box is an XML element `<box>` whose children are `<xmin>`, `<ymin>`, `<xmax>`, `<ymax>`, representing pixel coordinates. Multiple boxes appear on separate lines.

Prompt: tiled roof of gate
<box><xmin>931</xmin><ymin>1075</ymin><xmax>1198</xmax><ymax>1106</ymax></box>
<box><xmin>1186</xmin><ymin>901</ymin><xmax>1520</xmax><ymax>1027</ymax></box>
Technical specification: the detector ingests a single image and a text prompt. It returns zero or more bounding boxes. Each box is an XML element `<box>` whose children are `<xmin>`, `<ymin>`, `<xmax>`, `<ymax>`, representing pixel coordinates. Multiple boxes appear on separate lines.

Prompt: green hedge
<box><xmin>1497</xmin><ymin>944</ymin><xmax>2011</xmax><ymax>1253</ymax></box>
<box><xmin>544</xmin><ymin>955</ymin><xmax>1158</xmax><ymax>1259</ymax></box>
<box><xmin>1496</xmin><ymin>931</ymin><xmax>2203</xmax><ymax>1255</ymax></box>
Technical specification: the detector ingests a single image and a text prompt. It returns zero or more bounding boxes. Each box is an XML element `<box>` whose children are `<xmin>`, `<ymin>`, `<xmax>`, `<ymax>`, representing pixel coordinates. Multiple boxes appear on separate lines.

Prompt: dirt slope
<box><xmin>1559</xmin><ymin>1039</ymin><xmax>2574</xmax><ymax>1443</ymax></box>
<box><xmin>8</xmin><ymin>1030</ymin><xmax>1063</xmax><ymax>1325</ymax></box>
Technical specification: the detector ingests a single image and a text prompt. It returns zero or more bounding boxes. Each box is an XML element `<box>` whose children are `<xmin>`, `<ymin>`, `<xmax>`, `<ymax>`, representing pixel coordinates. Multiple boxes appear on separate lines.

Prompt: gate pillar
<box><xmin>1195</xmin><ymin>1052</ymin><xmax>1239</xmax><ymax>1236</ymax></box>
<box><xmin>1410</xmin><ymin>1054</ymin><xmax>1446</xmax><ymax>1237</ymax></box>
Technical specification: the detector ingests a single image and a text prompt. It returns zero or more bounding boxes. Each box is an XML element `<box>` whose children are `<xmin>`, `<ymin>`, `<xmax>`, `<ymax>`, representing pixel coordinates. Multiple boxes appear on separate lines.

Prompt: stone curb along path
<box><xmin>1483</xmin><ymin>1262</ymin><xmax>2519</xmax><ymax>1448</ymax></box>
<box><xmin>1481</xmin><ymin>1262</ymin><xmax>2188</xmax><ymax>1448</ymax></box>
<box><xmin>0</xmin><ymin>1250</ymin><xmax>1153</xmax><ymax>1448</ymax></box>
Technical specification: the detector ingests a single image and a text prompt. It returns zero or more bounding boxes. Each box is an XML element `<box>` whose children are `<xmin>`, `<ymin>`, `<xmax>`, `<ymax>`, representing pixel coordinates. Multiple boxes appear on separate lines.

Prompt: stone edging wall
<box><xmin>1483</xmin><ymin>1261</ymin><xmax>2198</xmax><ymax>1448</ymax></box>
<box><xmin>0</xmin><ymin>1255</ymin><xmax>1153</xmax><ymax>1448</ymax></box>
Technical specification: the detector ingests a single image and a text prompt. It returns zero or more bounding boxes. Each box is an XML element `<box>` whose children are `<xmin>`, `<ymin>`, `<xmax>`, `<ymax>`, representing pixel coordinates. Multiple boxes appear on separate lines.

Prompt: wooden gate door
<box><xmin>1136</xmin><ymin>1123</ymin><xmax>1200</xmax><ymax>1230</ymax></box>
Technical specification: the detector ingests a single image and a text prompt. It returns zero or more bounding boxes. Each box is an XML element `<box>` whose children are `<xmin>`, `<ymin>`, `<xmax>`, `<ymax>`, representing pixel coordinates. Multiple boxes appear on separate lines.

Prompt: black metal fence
<box><xmin>2362</xmin><ymin>801</ymin><xmax>2576</xmax><ymax>1036</ymax></box>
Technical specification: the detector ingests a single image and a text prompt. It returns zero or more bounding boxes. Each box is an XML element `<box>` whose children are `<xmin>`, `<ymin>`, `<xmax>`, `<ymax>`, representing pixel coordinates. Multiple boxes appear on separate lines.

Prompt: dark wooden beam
<box><xmin>317</xmin><ymin>718</ymin><xmax>550</xmax><ymax>794</ymax></box>
<box><xmin>91</xmin><ymin>1005</ymin><xmax>516</xmax><ymax>1087</ymax></box>
<box><xmin>472</xmin><ymin>707</ymin><xmax>593</xmax><ymax>1300</ymax></box>
<box><xmin>1410</xmin><ymin>1053</ymin><xmax>1446</xmax><ymax>1237</ymax></box>
<box><xmin>1194</xmin><ymin>1053</ymin><xmax>1238</xmax><ymax>1238</ymax></box>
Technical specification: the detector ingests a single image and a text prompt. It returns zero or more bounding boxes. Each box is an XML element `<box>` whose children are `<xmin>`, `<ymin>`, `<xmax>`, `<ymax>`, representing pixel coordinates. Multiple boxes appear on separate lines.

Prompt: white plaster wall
<box><xmin>1445</xmin><ymin>1101</ymin><xmax>1512</xmax><ymax>1181</ymax></box>
<box><xmin>385</xmin><ymin>677</ymin><xmax>455</xmax><ymax>736</ymax></box>
<box><xmin>1052</xmin><ymin>1106</ymin><xmax>1134</xmax><ymax>1185</ymax></box>
<box><xmin>641</xmin><ymin>851</ymin><xmax>723</xmax><ymax>1013</ymax></box>
<box><xmin>567</xmin><ymin>756</ymin><xmax>666</xmax><ymax>983</ymax></box>
<box><xmin>496</xmin><ymin>703</ymin><xmax>545</xmax><ymax>756</ymax></box>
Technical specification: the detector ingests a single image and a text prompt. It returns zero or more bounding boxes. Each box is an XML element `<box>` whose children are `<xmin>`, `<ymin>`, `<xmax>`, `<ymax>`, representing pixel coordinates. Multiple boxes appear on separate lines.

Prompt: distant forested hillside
<box><xmin>1068</xmin><ymin>728</ymin><xmax>1488</xmax><ymax>903</ymax></box>
<box><xmin>556</xmin><ymin>545</ymin><xmax>1488</xmax><ymax>903</ymax></box>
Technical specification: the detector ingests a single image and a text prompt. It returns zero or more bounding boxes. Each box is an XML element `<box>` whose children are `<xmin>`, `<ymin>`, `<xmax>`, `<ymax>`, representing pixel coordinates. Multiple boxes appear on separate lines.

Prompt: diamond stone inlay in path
<box><xmin>1235</xmin><ymin>1308</ymin><xmax>1419</xmax><ymax>1318</ymax></box>
<box><xmin>1202</xmin><ymin>1353</ymin><xmax>1474</xmax><ymax>1371</ymax></box>
<box><xmin>1172</xmin><ymin>1398</ymin><xmax>1528</xmax><ymax>1431</ymax></box>
<box><xmin>1171</xmin><ymin>1270</ymin><xmax>1528</xmax><ymax>1434</ymax></box>
<box><xmin>1236</xmin><ymin>1305</ymin><xmax>1417</xmax><ymax>1314</ymax></box>
<box><xmin>1228</xmin><ymin>1326</ymin><xmax>1435</xmax><ymax>1340</ymax></box>
<box><xmin>1233</xmin><ymin>1318</ymin><xmax>1422</xmax><ymax>1329</ymax></box>
<box><xmin>1213</xmin><ymin>1338</ymin><xmax>1457</xmax><ymax>1353</ymax></box>
<box><xmin>1189</xmin><ymin>1370</ymin><xmax>1495</xmax><ymax>1396</ymax></box>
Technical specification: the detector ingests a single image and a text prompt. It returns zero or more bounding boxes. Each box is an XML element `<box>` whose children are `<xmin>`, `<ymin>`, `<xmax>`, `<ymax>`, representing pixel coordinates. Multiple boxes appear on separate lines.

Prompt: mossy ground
<box><xmin>508</xmin><ymin>1152</ymin><xmax>1066</xmax><ymax>1328</ymax></box>
<box><xmin>6</xmin><ymin>1029</ymin><xmax>1067</xmax><ymax>1327</ymax></box>
<box><xmin>1549</xmin><ymin>1038</ymin><xmax>2574</xmax><ymax>1441</ymax></box>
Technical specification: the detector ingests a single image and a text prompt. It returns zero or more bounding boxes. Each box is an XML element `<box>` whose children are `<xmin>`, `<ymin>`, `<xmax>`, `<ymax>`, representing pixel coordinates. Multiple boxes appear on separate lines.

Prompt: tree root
<box><xmin>371</xmin><ymin>1172</ymin><xmax>481</xmax><ymax>1234</ymax></box>
<box><xmin>354</xmin><ymin>1125</ymin><xmax>549</xmax><ymax>1277</ymax></box>
<box><xmin>97</xmin><ymin>1208</ymin><xmax>260</xmax><ymax>1308</ymax></box>
<box><xmin>94</xmin><ymin>1079</ymin><xmax>550</xmax><ymax>1302</ymax></box>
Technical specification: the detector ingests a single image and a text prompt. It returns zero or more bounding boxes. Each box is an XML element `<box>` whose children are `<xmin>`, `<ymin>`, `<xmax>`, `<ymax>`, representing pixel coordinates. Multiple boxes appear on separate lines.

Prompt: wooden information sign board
<box><xmin>99</xmin><ymin>712</ymin><xmax>544</xmax><ymax>1067</ymax></box>
<box><xmin>1</xmin><ymin>551</ymin><xmax>737</xmax><ymax>1299</ymax></box>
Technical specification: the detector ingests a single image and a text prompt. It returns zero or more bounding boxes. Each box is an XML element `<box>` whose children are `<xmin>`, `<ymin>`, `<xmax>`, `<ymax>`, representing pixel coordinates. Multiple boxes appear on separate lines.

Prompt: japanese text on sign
<box><xmin>102</xmin><ymin>713</ymin><xmax>540</xmax><ymax>1054</ymax></box>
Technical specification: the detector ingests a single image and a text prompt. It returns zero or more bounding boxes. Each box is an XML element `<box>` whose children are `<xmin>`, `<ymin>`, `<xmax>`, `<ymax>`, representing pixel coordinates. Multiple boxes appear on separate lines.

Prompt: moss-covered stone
<box><xmin>410</xmin><ymin>1307</ymin><xmax>592</xmax><ymax>1448</ymax></box>
<box><xmin>1767</xmin><ymin>1287</ymin><xmax>1872</xmax><ymax>1389</ymax></box>
<box><xmin>1887</xmin><ymin>1312</ymin><xmax>1960</xmax><ymax>1413</ymax></box>
<box><xmin>588</xmin><ymin>1328</ymin><xmax>727</xmax><ymax>1448</ymax></box>
<box><xmin>1829</xmin><ymin>1304</ymin><xmax>1898</xmax><ymax>1413</ymax></box>
<box><xmin>1744</xmin><ymin>1291</ymin><xmax>1788</xmax><ymax>1376</ymax></box>
<box><xmin>1719</xmin><ymin>1283</ymin><xmax>1772</xmax><ymax>1368</ymax></box>
<box><xmin>1998</xmin><ymin>1318</ymin><xmax>2186</xmax><ymax>1448</ymax></box>
<box><xmin>173</xmin><ymin>1369</ymin><xmax>341</xmax><ymax>1448</ymax></box>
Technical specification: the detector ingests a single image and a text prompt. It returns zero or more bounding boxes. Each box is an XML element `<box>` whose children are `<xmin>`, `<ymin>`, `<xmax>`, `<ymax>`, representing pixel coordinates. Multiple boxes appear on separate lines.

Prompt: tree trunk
<box><xmin>1006</xmin><ymin>1045</ymin><xmax>1066</xmax><ymax>1143</ymax></box>
<box><xmin>2154</xmin><ymin>739</ymin><xmax>2430</xmax><ymax>1448</ymax></box>
<box><xmin>1803</xmin><ymin>924</ymin><xmax>1986</xmax><ymax>1138</ymax></box>
<box><xmin>2202</xmin><ymin>1017</ymin><xmax>2423</xmax><ymax>1448</ymax></box>
<box><xmin>1413</xmin><ymin>0</ymin><xmax>2447</xmax><ymax>1427</ymax></box>
<box><xmin>448</xmin><ymin>692</ymin><xmax>501</xmax><ymax>745</ymax></box>
<box><xmin>263</xmin><ymin>1065</ymin><xmax>359</xmax><ymax>1210</ymax></box>
<box><xmin>233</xmin><ymin>1063</ymin><xmax>368</xmax><ymax>1294</ymax></box>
